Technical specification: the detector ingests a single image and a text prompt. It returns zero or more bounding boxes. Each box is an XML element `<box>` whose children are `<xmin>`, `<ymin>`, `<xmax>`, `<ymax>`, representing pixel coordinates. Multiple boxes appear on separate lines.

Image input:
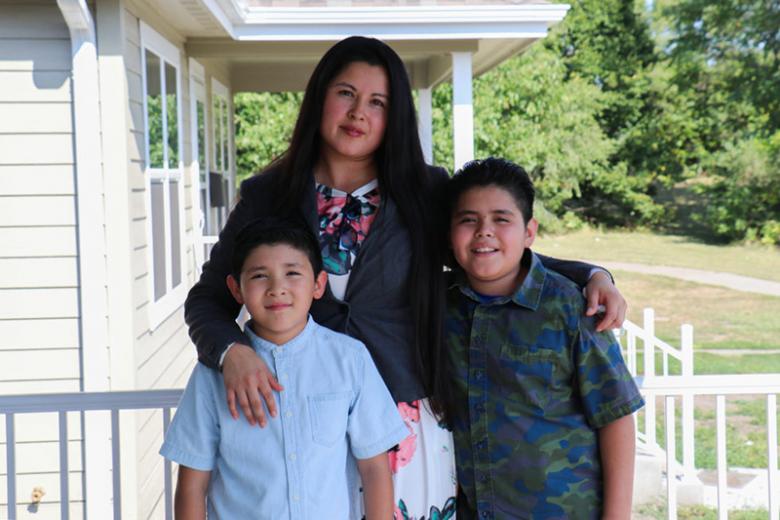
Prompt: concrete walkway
<box><xmin>598</xmin><ymin>261</ymin><xmax>780</xmax><ymax>297</ymax></box>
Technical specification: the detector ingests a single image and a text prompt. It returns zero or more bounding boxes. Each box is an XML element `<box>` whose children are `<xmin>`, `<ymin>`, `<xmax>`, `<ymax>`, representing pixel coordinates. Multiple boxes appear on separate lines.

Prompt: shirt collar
<box><xmin>451</xmin><ymin>249</ymin><xmax>547</xmax><ymax>311</ymax></box>
<box><xmin>243</xmin><ymin>315</ymin><xmax>316</xmax><ymax>357</ymax></box>
<box><xmin>315</xmin><ymin>178</ymin><xmax>379</xmax><ymax>198</ymax></box>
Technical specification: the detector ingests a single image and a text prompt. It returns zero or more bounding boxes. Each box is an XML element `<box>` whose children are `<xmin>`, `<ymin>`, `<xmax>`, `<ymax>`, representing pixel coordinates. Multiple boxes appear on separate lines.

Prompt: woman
<box><xmin>185</xmin><ymin>36</ymin><xmax>625</xmax><ymax>518</ymax></box>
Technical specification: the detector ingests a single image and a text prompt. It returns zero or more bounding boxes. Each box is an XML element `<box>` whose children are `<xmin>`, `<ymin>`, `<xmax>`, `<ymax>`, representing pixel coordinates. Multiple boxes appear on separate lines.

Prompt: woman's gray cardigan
<box><xmin>184</xmin><ymin>166</ymin><xmax>598</xmax><ymax>403</ymax></box>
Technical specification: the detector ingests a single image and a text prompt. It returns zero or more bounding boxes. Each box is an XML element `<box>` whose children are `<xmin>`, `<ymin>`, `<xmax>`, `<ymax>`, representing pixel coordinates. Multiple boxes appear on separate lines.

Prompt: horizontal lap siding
<box><xmin>0</xmin><ymin>2</ymin><xmax>85</xmax><ymax>513</ymax></box>
<box><xmin>124</xmin><ymin>8</ymin><xmax>199</xmax><ymax>519</ymax></box>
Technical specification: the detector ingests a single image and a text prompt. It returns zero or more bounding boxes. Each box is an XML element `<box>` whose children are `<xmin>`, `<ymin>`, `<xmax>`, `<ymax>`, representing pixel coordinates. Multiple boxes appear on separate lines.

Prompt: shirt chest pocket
<box><xmin>497</xmin><ymin>346</ymin><xmax>567</xmax><ymax>411</ymax></box>
<box><xmin>307</xmin><ymin>392</ymin><xmax>352</xmax><ymax>447</ymax></box>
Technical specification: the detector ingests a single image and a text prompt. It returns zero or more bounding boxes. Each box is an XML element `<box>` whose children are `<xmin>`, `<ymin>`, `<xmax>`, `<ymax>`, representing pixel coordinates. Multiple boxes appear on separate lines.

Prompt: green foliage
<box><xmin>692</xmin><ymin>135</ymin><xmax>780</xmax><ymax>244</ymax></box>
<box><xmin>229</xmin><ymin>0</ymin><xmax>779</xmax><ymax>244</ymax></box>
<box><xmin>431</xmin><ymin>82</ymin><xmax>453</xmax><ymax>171</ymax></box>
<box><xmin>657</xmin><ymin>0</ymin><xmax>780</xmax><ymax>243</ymax></box>
<box><xmin>433</xmin><ymin>0</ymin><xmax>666</xmax><ymax>229</ymax></box>
<box><xmin>234</xmin><ymin>91</ymin><xmax>302</xmax><ymax>183</ymax></box>
<box><xmin>146</xmin><ymin>93</ymin><xmax>179</xmax><ymax>168</ymax></box>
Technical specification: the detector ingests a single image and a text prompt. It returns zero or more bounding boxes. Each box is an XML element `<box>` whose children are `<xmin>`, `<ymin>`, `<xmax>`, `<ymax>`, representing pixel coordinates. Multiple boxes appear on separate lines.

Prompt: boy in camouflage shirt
<box><xmin>442</xmin><ymin>158</ymin><xmax>644</xmax><ymax>519</ymax></box>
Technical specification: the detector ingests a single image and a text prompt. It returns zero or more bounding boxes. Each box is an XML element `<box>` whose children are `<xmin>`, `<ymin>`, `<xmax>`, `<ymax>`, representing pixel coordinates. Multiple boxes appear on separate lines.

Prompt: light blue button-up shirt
<box><xmin>160</xmin><ymin>317</ymin><xmax>408</xmax><ymax>519</ymax></box>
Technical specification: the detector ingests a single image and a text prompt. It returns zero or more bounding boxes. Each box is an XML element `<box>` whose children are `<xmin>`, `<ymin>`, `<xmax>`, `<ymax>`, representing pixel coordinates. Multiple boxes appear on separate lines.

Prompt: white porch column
<box><xmin>58</xmin><ymin>1</ymin><xmax>114</xmax><ymax>518</ymax></box>
<box><xmin>417</xmin><ymin>87</ymin><xmax>433</xmax><ymax>164</ymax></box>
<box><xmin>451</xmin><ymin>52</ymin><xmax>474</xmax><ymax>171</ymax></box>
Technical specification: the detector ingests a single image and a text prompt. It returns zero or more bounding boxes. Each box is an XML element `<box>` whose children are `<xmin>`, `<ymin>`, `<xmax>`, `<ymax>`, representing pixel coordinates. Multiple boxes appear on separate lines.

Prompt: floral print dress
<box><xmin>316</xmin><ymin>180</ymin><xmax>457</xmax><ymax>520</ymax></box>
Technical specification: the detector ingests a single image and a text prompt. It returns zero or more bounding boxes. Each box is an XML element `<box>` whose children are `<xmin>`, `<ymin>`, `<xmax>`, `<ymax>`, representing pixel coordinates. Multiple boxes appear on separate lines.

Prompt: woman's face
<box><xmin>319</xmin><ymin>61</ymin><xmax>389</xmax><ymax>163</ymax></box>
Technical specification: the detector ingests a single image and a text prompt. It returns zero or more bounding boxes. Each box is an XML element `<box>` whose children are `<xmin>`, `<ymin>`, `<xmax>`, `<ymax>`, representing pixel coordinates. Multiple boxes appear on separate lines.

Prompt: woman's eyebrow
<box><xmin>333</xmin><ymin>81</ymin><xmax>356</xmax><ymax>90</ymax></box>
<box><xmin>333</xmin><ymin>81</ymin><xmax>388</xmax><ymax>99</ymax></box>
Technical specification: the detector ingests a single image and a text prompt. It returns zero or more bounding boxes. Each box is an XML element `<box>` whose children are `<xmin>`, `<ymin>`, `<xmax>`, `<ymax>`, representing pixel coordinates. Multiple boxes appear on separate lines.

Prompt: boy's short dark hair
<box><xmin>447</xmin><ymin>157</ymin><xmax>535</xmax><ymax>223</ymax></box>
<box><xmin>231</xmin><ymin>216</ymin><xmax>323</xmax><ymax>279</ymax></box>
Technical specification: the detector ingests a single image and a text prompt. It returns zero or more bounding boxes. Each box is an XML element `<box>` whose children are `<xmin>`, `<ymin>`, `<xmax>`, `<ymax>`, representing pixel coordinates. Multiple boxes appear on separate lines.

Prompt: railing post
<box><xmin>644</xmin><ymin>308</ymin><xmax>657</xmax><ymax>448</ymax></box>
<box><xmin>716</xmin><ymin>395</ymin><xmax>728</xmax><ymax>520</ymax></box>
<box><xmin>665</xmin><ymin>396</ymin><xmax>678</xmax><ymax>520</ymax></box>
<box><xmin>681</xmin><ymin>324</ymin><xmax>695</xmax><ymax>476</ymax></box>
<box><xmin>6</xmin><ymin>414</ymin><xmax>16</xmax><ymax>520</ymax></box>
<box><xmin>59</xmin><ymin>411</ymin><xmax>70</xmax><ymax>520</ymax></box>
<box><xmin>768</xmin><ymin>394</ymin><xmax>778</xmax><ymax>520</ymax></box>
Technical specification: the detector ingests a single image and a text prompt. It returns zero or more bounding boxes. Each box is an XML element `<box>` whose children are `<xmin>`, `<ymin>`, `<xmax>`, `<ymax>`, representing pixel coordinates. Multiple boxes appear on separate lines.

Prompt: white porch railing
<box><xmin>0</xmin><ymin>309</ymin><xmax>777</xmax><ymax>519</ymax></box>
<box><xmin>639</xmin><ymin>375</ymin><xmax>780</xmax><ymax>520</ymax></box>
<box><xmin>0</xmin><ymin>390</ymin><xmax>181</xmax><ymax>520</ymax></box>
<box><xmin>614</xmin><ymin>308</ymin><xmax>780</xmax><ymax>519</ymax></box>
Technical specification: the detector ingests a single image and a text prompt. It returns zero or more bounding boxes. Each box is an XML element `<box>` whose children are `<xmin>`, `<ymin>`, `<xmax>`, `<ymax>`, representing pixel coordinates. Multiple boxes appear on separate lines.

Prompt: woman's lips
<box><xmin>340</xmin><ymin>125</ymin><xmax>364</xmax><ymax>137</ymax></box>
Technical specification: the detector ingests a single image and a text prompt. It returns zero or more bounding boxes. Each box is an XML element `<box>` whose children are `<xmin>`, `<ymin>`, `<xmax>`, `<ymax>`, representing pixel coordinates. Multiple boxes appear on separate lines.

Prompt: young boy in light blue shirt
<box><xmin>160</xmin><ymin>217</ymin><xmax>408</xmax><ymax>519</ymax></box>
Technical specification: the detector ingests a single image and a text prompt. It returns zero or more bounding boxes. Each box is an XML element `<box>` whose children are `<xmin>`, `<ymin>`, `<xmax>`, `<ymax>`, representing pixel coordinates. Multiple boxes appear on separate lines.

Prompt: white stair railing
<box><xmin>615</xmin><ymin>308</ymin><xmax>696</xmax><ymax>473</ymax></box>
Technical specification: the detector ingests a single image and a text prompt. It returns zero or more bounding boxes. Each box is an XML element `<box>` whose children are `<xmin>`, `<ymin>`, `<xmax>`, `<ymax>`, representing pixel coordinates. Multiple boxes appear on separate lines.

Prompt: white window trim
<box><xmin>210</xmin><ymin>77</ymin><xmax>233</xmax><ymax>227</ymax></box>
<box><xmin>211</xmin><ymin>78</ymin><xmax>230</xmax><ymax>175</ymax></box>
<box><xmin>189</xmin><ymin>58</ymin><xmax>208</xmax><ymax>271</ymax></box>
<box><xmin>140</xmin><ymin>21</ymin><xmax>187</xmax><ymax>330</ymax></box>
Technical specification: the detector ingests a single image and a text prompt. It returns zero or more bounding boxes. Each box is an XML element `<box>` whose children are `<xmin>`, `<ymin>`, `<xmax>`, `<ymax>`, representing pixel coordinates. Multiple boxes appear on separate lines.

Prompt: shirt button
<box><xmin>292</xmin><ymin>495</ymin><xmax>300</xmax><ymax>502</ymax></box>
<box><xmin>285</xmin><ymin>411</ymin><xmax>292</xmax><ymax>418</ymax></box>
<box><xmin>478</xmin><ymin>473</ymin><xmax>487</xmax><ymax>483</ymax></box>
<box><xmin>474</xmin><ymin>403</ymin><xmax>485</xmax><ymax>413</ymax></box>
<box><xmin>289</xmin><ymin>453</ymin><xmax>296</xmax><ymax>461</ymax></box>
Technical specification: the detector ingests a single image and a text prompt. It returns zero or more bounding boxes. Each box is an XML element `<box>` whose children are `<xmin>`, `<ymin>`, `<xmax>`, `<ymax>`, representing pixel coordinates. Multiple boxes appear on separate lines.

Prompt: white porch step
<box><xmin>633</xmin><ymin>443</ymin><xmax>666</xmax><ymax>505</ymax></box>
<box><xmin>634</xmin><ymin>441</ymin><xmax>772</xmax><ymax>510</ymax></box>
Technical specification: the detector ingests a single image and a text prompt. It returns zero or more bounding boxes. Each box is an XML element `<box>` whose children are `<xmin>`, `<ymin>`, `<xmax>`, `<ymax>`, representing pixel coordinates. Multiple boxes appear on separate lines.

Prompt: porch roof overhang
<box><xmin>152</xmin><ymin>1</ymin><xmax>569</xmax><ymax>91</ymax></box>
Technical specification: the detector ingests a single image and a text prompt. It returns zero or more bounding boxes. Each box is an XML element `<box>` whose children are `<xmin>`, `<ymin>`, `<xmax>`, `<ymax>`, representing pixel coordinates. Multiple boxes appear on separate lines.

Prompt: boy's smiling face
<box><xmin>227</xmin><ymin>243</ymin><xmax>327</xmax><ymax>345</ymax></box>
<box><xmin>450</xmin><ymin>185</ymin><xmax>538</xmax><ymax>297</ymax></box>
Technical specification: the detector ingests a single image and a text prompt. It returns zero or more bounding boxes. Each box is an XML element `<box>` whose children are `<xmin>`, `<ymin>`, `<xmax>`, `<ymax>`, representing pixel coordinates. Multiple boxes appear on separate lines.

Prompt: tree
<box><xmin>545</xmin><ymin>0</ymin><xmax>669</xmax><ymax>224</ymax></box>
<box><xmin>658</xmin><ymin>0</ymin><xmax>780</xmax><ymax>243</ymax></box>
<box><xmin>234</xmin><ymin>92</ymin><xmax>302</xmax><ymax>183</ymax></box>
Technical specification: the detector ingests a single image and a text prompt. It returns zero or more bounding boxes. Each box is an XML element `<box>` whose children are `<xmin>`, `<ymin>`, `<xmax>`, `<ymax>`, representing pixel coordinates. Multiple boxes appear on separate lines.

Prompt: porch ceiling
<box><xmin>159</xmin><ymin>0</ymin><xmax>569</xmax><ymax>92</ymax></box>
<box><xmin>186</xmin><ymin>37</ymin><xmax>537</xmax><ymax>91</ymax></box>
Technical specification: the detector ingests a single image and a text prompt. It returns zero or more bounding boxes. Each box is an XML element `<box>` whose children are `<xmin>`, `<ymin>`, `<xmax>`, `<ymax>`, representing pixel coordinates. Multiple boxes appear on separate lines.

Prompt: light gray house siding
<box><xmin>122</xmin><ymin>5</ymin><xmax>201</xmax><ymax>517</ymax></box>
<box><xmin>0</xmin><ymin>2</ymin><xmax>87</xmax><ymax>517</ymax></box>
<box><xmin>0</xmin><ymin>0</ymin><xmax>236</xmax><ymax>515</ymax></box>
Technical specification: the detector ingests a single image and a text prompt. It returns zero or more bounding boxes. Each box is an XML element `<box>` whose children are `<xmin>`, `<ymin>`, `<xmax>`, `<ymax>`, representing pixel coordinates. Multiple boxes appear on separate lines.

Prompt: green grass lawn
<box><xmin>614</xmin><ymin>272</ymin><xmax>780</xmax><ymax>471</ymax></box>
<box><xmin>638</xmin><ymin>396</ymin><xmax>780</xmax><ymax>470</ymax></box>
<box><xmin>536</xmin><ymin>228</ymin><xmax>780</xmax><ymax>282</ymax></box>
<box><xmin>614</xmin><ymin>270</ymin><xmax>780</xmax><ymax>350</ymax></box>
<box><xmin>534</xmin><ymin>229</ymin><xmax>779</xmax><ymax>515</ymax></box>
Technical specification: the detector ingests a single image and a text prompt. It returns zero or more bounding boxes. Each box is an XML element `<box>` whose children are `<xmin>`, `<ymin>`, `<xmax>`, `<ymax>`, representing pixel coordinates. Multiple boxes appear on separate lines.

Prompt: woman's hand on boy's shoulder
<box><xmin>222</xmin><ymin>343</ymin><xmax>283</xmax><ymax>427</ymax></box>
<box><xmin>584</xmin><ymin>272</ymin><xmax>627</xmax><ymax>332</ymax></box>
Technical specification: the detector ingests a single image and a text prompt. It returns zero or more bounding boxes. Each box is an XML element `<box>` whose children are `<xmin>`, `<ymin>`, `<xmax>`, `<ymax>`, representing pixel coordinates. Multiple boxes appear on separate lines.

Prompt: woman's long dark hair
<box><xmin>269</xmin><ymin>36</ymin><xmax>447</xmax><ymax>418</ymax></box>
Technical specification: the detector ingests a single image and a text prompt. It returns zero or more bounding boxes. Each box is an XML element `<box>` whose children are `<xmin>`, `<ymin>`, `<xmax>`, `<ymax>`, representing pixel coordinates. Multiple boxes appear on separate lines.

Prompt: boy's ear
<box><xmin>226</xmin><ymin>274</ymin><xmax>244</xmax><ymax>305</ymax></box>
<box><xmin>524</xmin><ymin>218</ymin><xmax>538</xmax><ymax>249</ymax></box>
<box><xmin>312</xmin><ymin>270</ymin><xmax>328</xmax><ymax>300</ymax></box>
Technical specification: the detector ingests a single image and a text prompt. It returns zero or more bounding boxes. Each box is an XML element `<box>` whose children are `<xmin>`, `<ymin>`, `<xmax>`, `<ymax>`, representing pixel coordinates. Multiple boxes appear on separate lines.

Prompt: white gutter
<box><xmin>201</xmin><ymin>3</ymin><xmax>569</xmax><ymax>41</ymax></box>
<box><xmin>57</xmin><ymin>0</ymin><xmax>109</xmax><ymax>394</ymax></box>
<box><xmin>57</xmin><ymin>1</ymin><xmax>113</xmax><ymax>519</ymax></box>
<box><xmin>244</xmin><ymin>5</ymin><xmax>570</xmax><ymax>24</ymax></box>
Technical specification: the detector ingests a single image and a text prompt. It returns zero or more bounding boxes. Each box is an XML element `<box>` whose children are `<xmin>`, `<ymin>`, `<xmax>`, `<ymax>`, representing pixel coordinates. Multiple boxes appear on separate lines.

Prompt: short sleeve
<box><xmin>159</xmin><ymin>364</ymin><xmax>221</xmax><ymax>470</ymax></box>
<box><xmin>575</xmin><ymin>317</ymin><xmax>645</xmax><ymax>429</ymax></box>
<box><xmin>347</xmin><ymin>348</ymin><xmax>408</xmax><ymax>460</ymax></box>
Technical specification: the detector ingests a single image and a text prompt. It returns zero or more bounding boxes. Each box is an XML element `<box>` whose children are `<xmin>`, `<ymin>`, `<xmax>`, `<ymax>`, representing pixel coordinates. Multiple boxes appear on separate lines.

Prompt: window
<box><xmin>189</xmin><ymin>59</ymin><xmax>211</xmax><ymax>269</ymax></box>
<box><xmin>210</xmin><ymin>79</ymin><xmax>231</xmax><ymax>232</ymax></box>
<box><xmin>141</xmin><ymin>22</ymin><xmax>186</xmax><ymax>327</ymax></box>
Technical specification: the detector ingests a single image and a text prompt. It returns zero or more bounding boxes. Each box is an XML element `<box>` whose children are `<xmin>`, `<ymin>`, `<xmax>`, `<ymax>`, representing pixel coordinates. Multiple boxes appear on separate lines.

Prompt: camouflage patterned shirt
<box><xmin>445</xmin><ymin>251</ymin><xmax>644</xmax><ymax>519</ymax></box>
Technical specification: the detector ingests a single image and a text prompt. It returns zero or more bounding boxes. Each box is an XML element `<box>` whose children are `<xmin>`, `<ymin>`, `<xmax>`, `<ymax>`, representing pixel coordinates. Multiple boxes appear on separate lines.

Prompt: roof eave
<box><xmin>202</xmin><ymin>4</ymin><xmax>570</xmax><ymax>41</ymax></box>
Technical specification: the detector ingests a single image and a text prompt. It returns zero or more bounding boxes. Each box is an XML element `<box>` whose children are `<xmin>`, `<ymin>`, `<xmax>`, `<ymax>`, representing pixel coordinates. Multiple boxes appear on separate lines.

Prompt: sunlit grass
<box><xmin>613</xmin><ymin>271</ymin><xmax>780</xmax><ymax>351</ymax></box>
<box><xmin>536</xmin><ymin>228</ymin><xmax>780</xmax><ymax>282</ymax></box>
